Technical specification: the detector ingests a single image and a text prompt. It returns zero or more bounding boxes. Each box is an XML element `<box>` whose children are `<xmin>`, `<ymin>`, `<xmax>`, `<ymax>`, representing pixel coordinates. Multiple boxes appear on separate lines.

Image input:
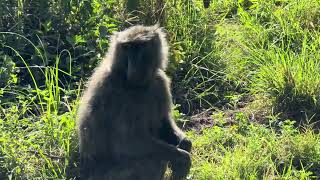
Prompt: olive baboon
<box><xmin>77</xmin><ymin>24</ymin><xmax>192</xmax><ymax>180</ymax></box>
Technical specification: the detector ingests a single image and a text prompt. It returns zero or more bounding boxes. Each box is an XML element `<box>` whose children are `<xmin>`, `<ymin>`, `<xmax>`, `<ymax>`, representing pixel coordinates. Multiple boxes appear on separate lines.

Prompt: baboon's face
<box><xmin>120</xmin><ymin>38</ymin><xmax>160</xmax><ymax>87</ymax></box>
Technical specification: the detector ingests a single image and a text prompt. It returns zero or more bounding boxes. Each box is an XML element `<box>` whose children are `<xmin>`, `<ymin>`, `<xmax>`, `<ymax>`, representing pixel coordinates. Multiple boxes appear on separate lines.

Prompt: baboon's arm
<box><xmin>159</xmin><ymin>116</ymin><xmax>192</xmax><ymax>152</ymax></box>
<box><xmin>114</xmin><ymin>133</ymin><xmax>189</xmax><ymax>161</ymax></box>
<box><xmin>159</xmin><ymin>117</ymin><xmax>185</xmax><ymax>146</ymax></box>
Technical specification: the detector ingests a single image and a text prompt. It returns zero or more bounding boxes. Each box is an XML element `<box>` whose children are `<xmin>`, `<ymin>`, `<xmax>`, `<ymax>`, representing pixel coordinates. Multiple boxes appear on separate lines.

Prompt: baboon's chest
<box><xmin>132</xmin><ymin>93</ymin><xmax>163</xmax><ymax>130</ymax></box>
<box><xmin>115</xmin><ymin>89</ymin><xmax>165</xmax><ymax>134</ymax></box>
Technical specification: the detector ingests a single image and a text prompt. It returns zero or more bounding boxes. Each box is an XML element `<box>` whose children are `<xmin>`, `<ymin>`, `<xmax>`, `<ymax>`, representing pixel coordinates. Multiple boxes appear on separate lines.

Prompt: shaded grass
<box><xmin>164</xmin><ymin>0</ymin><xmax>233</xmax><ymax>114</ymax></box>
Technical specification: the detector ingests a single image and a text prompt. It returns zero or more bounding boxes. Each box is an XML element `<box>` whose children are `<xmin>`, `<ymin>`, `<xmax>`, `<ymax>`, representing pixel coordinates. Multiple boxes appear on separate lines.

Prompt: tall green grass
<box><xmin>214</xmin><ymin>0</ymin><xmax>320</xmax><ymax>121</ymax></box>
<box><xmin>0</xmin><ymin>33</ymin><xmax>79</xmax><ymax>178</ymax></box>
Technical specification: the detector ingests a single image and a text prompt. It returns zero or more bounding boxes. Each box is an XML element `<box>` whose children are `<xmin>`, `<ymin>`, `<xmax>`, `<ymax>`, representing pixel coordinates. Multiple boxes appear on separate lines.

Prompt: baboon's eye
<box><xmin>135</xmin><ymin>41</ymin><xmax>147</xmax><ymax>47</ymax></box>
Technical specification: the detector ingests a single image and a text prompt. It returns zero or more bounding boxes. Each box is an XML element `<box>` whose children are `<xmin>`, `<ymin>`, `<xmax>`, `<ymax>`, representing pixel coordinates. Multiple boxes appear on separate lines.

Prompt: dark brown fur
<box><xmin>77</xmin><ymin>24</ymin><xmax>192</xmax><ymax>180</ymax></box>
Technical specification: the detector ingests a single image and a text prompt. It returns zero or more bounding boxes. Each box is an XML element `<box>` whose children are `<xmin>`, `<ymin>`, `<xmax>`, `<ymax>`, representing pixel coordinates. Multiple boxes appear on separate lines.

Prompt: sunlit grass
<box><xmin>214</xmin><ymin>0</ymin><xmax>320</xmax><ymax>121</ymax></box>
<box><xmin>188</xmin><ymin>120</ymin><xmax>320</xmax><ymax>179</ymax></box>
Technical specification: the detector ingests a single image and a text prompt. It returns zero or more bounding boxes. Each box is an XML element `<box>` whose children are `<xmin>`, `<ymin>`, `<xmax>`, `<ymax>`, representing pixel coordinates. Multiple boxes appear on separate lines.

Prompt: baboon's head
<box><xmin>111</xmin><ymin>24</ymin><xmax>168</xmax><ymax>87</ymax></box>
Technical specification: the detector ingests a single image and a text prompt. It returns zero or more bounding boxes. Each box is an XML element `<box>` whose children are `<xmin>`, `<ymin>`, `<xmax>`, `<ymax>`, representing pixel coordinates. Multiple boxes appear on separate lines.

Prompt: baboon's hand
<box><xmin>170</xmin><ymin>149</ymin><xmax>191</xmax><ymax>180</ymax></box>
<box><xmin>178</xmin><ymin>138</ymin><xmax>192</xmax><ymax>153</ymax></box>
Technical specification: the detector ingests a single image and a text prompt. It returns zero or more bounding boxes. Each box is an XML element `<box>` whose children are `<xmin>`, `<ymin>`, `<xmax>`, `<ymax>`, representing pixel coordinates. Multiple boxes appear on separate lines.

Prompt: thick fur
<box><xmin>77</xmin><ymin>25</ymin><xmax>192</xmax><ymax>180</ymax></box>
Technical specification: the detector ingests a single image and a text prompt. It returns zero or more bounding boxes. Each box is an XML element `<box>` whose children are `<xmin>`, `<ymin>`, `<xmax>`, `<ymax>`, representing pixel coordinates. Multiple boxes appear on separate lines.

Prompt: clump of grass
<box><xmin>0</xmin><ymin>35</ymin><xmax>79</xmax><ymax>179</ymax></box>
<box><xmin>252</xmin><ymin>45</ymin><xmax>320</xmax><ymax>122</ymax></box>
<box><xmin>188</xmin><ymin>119</ymin><xmax>320</xmax><ymax>179</ymax></box>
<box><xmin>215</xmin><ymin>0</ymin><xmax>320</xmax><ymax>122</ymax></box>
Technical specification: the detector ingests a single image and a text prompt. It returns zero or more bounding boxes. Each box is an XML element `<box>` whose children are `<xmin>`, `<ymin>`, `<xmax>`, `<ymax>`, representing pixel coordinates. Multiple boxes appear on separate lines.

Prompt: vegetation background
<box><xmin>1</xmin><ymin>0</ymin><xmax>320</xmax><ymax>179</ymax></box>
